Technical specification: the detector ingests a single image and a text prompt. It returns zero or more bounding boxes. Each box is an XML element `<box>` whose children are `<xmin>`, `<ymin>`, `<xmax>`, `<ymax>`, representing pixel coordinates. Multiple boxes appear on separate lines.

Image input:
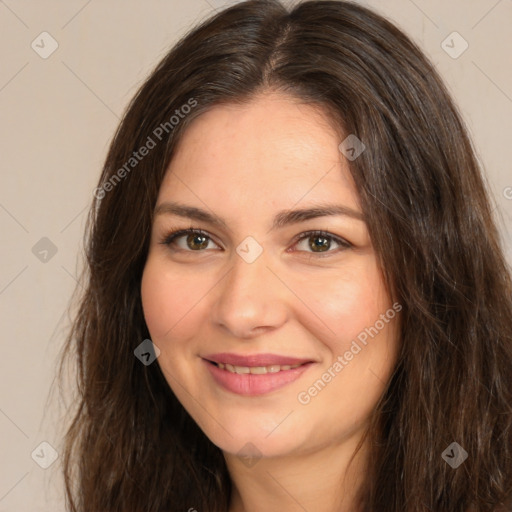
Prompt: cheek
<box><xmin>141</xmin><ymin>264</ymin><xmax>170</xmax><ymax>339</ymax></box>
<box><xmin>141</xmin><ymin>259</ymin><xmax>201</xmax><ymax>340</ymax></box>
<box><xmin>296</xmin><ymin>266</ymin><xmax>398</xmax><ymax>435</ymax></box>
<box><xmin>297</xmin><ymin>258</ymin><xmax>391</xmax><ymax>348</ymax></box>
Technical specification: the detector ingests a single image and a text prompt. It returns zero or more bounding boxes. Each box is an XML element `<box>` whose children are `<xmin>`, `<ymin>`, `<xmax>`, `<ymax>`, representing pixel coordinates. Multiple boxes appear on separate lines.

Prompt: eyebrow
<box><xmin>154</xmin><ymin>201</ymin><xmax>365</xmax><ymax>231</ymax></box>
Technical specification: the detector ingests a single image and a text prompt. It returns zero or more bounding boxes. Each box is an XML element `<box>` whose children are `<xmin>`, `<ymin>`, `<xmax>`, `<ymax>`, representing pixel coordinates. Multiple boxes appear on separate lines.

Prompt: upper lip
<box><xmin>203</xmin><ymin>353</ymin><xmax>314</xmax><ymax>367</ymax></box>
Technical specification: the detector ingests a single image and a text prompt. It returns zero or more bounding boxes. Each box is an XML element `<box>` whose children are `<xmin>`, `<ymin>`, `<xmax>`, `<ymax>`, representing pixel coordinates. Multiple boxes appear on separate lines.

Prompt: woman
<box><xmin>60</xmin><ymin>1</ymin><xmax>512</xmax><ymax>511</ymax></box>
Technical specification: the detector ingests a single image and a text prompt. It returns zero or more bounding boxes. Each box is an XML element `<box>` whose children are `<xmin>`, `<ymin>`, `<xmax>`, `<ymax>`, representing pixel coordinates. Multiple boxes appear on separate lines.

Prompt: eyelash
<box><xmin>159</xmin><ymin>228</ymin><xmax>352</xmax><ymax>257</ymax></box>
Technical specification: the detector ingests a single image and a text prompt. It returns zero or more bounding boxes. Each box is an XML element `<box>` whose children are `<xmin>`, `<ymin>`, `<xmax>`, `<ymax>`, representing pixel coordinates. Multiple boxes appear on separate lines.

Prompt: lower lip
<box><xmin>203</xmin><ymin>359</ymin><xmax>313</xmax><ymax>396</ymax></box>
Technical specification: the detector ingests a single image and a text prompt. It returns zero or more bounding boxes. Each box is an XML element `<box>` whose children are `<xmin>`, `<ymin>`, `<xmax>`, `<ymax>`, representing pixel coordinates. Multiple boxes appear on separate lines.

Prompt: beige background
<box><xmin>0</xmin><ymin>0</ymin><xmax>511</xmax><ymax>510</ymax></box>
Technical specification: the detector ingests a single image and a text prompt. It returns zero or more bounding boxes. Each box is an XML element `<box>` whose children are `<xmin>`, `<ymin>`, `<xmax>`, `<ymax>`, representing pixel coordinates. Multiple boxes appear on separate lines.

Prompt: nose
<box><xmin>211</xmin><ymin>249</ymin><xmax>289</xmax><ymax>339</ymax></box>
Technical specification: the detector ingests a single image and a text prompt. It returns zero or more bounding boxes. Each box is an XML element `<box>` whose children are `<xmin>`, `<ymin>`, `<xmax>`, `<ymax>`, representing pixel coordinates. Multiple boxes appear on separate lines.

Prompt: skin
<box><xmin>141</xmin><ymin>91</ymin><xmax>401</xmax><ymax>512</ymax></box>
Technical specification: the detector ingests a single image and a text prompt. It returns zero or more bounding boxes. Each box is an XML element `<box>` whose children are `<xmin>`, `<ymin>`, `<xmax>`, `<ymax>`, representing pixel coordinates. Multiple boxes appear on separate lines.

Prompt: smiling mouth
<box><xmin>204</xmin><ymin>359</ymin><xmax>314</xmax><ymax>396</ymax></box>
<box><xmin>209</xmin><ymin>361</ymin><xmax>304</xmax><ymax>374</ymax></box>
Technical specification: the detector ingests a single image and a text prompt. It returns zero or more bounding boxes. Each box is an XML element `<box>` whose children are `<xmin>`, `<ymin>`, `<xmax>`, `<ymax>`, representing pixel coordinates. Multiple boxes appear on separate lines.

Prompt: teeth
<box><xmin>215</xmin><ymin>362</ymin><xmax>302</xmax><ymax>374</ymax></box>
<box><xmin>250</xmin><ymin>366</ymin><xmax>267</xmax><ymax>374</ymax></box>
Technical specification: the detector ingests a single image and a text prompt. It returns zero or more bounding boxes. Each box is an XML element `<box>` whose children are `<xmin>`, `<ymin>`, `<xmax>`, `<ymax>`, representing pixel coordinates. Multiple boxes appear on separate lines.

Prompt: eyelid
<box><xmin>159</xmin><ymin>227</ymin><xmax>352</xmax><ymax>255</ymax></box>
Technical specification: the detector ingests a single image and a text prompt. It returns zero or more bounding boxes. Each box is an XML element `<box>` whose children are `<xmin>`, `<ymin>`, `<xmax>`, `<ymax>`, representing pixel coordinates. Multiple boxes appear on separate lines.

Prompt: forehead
<box><xmin>159</xmin><ymin>92</ymin><xmax>360</xmax><ymax>212</ymax></box>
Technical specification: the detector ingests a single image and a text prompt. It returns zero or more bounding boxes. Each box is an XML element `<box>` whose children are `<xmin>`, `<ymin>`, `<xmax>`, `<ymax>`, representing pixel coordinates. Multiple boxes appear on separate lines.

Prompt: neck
<box><xmin>225</xmin><ymin>431</ymin><xmax>369</xmax><ymax>512</ymax></box>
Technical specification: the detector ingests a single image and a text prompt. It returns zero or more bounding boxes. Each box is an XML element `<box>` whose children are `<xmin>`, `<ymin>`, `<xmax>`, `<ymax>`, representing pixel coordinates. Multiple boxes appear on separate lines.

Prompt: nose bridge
<box><xmin>211</xmin><ymin>248</ymin><xmax>288</xmax><ymax>338</ymax></box>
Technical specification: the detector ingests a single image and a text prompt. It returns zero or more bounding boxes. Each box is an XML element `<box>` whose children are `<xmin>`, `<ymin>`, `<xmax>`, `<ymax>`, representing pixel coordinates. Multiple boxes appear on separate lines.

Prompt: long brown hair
<box><xmin>59</xmin><ymin>1</ymin><xmax>512</xmax><ymax>510</ymax></box>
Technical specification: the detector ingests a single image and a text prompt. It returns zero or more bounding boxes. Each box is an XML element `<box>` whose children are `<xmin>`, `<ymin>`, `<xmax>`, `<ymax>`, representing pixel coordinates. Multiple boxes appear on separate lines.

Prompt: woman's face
<box><xmin>141</xmin><ymin>92</ymin><xmax>400</xmax><ymax>459</ymax></box>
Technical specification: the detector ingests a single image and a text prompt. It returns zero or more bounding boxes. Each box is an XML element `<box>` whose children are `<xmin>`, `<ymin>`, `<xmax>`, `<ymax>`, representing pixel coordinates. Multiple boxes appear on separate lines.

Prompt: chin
<box><xmin>204</xmin><ymin>420</ymin><xmax>307</xmax><ymax>460</ymax></box>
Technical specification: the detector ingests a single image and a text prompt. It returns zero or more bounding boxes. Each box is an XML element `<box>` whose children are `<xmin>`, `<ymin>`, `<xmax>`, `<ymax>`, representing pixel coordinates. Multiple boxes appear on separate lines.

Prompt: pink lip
<box><xmin>203</xmin><ymin>352</ymin><xmax>313</xmax><ymax>367</ymax></box>
<box><xmin>202</xmin><ymin>358</ymin><xmax>314</xmax><ymax>396</ymax></box>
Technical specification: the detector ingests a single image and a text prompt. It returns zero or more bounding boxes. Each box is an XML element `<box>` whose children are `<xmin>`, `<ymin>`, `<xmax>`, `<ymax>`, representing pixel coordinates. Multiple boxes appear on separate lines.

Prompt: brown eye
<box><xmin>185</xmin><ymin>233</ymin><xmax>210</xmax><ymax>250</ymax></box>
<box><xmin>161</xmin><ymin>229</ymin><xmax>219</xmax><ymax>251</ymax></box>
<box><xmin>308</xmin><ymin>234</ymin><xmax>331</xmax><ymax>252</ymax></box>
<box><xmin>294</xmin><ymin>231</ymin><xmax>351</xmax><ymax>255</ymax></box>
